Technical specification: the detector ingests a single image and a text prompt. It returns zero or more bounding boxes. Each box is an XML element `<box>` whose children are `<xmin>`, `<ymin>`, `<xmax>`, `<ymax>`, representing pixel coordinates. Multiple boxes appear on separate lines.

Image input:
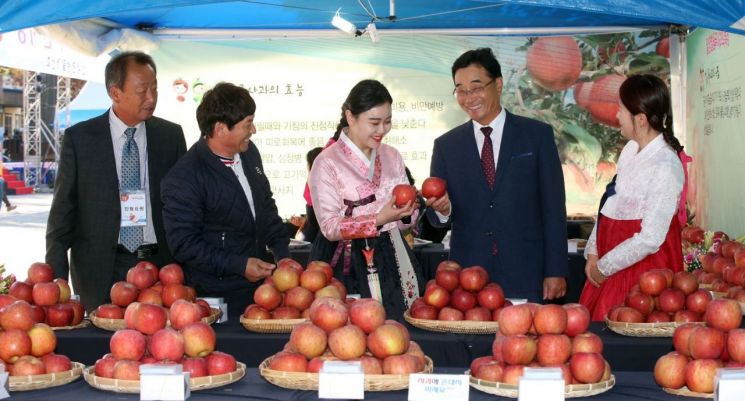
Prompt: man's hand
<box><xmin>425</xmin><ymin>192</ymin><xmax>451</xmax><ymax>216</ymax></box>
<box><xmin>244</xmin><ymin>257</ymin><xmax>276</xmax><ymax>282</ymax></box>
<box><xmin>543</xmin><ymin>276</ymin><xmax>567</xmax><ymax>300</ymax></box>
<box><xmin>584</xmin><ymin>254</ymin><xmax>606</xmax><ymax>288</ymax></box>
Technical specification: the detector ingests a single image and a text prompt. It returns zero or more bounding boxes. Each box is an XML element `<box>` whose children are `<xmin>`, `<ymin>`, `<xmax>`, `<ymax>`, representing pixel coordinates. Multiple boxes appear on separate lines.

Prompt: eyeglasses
<box><xmin>453</xmin><ymin>78</ymin><xmax>496</xmax><ymax>98</ymax></box>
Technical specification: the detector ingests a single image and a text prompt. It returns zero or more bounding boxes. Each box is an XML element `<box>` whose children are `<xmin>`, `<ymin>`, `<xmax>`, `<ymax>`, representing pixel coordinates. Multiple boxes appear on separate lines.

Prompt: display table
<box><xmin>6</xmin><ymin>369</ymin><xmax>689</xmax><ymax>401</ymax></box>
<box><xmin>54</xmin><ymin>320</ymin><xmax>674</xmax><ymax>372</ymax></box>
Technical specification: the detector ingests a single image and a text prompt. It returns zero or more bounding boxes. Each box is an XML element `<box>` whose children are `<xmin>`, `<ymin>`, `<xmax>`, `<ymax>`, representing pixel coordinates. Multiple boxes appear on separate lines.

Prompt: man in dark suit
<box><xmin>161</xmin><ymin>82</ymin><xmax>290</xmax><ymax>317</ymax></box>
<box><xmin>46</xmin><ymin>52</ymin><xmax>186</xmax><ymax>312</ymax></box>
<box><xmin>426</xmin><ymin>48</ymin><xmax>568</xmax><ymax>302</ymax></box>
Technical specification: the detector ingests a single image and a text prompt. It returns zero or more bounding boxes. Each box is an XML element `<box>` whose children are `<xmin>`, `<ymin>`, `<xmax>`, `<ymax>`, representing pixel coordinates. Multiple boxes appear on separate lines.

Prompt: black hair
<box><xmin>105</xmin><ymin>51</ymin><xmax>157</xmax><ymax>93</ymax></box>
<box><xmin>404</xmin><ymin>167</ymin><xmax>415</xmax><ymax>186</ymax></box>
<box><xmin>333</xmin><ymin>79</ymin><xmax>393</xmax><ymax>140</ymax></box>
<box><xmin>451</xmin><ymin>48</ymin><xmax>502</xmax><ymax>80</ymax></box>
<box><xmin>619</xmin><ymin>74</ymin><xmax>683</xmax><ymax>152</ymax></box>
<box><xmin>196</xmin><ymin>82</ymin><xmax>256</xmax><ymax>137</ymax></box>
<box><xmin>306</xmin><ymin>147</ymin><xmax>323</xmax><ymax>169</ymax></box>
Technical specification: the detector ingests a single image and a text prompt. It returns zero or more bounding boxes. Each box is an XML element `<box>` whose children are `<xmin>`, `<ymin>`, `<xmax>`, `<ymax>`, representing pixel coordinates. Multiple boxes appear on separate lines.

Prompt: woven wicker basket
<box><xmin>469</xmin><ymin>374</ymin><xmax>615</xmax><ymax>398</ymax></box>
<box><xmin>240</xmin><ymin>316</ymin><xmax>307</xmax><ymax>333</ymax></box>
<box><xmin>259</xmin><ymin>356</ymin><xmax>433</xmax><ymax>391</ymax></box>
<box><xmin>710</xmin><ymin>291</ymin><xmax>726</xmax><ymax>299</ymax></box>
<box><xmin>51</xmin><ymin>320</ymin><xmax>91</xmax><ymax>331</ymax></box>
<box><xmin>403</xmin><ymin>311</ymin><xmax>499</xmax><ymax>334</ymax></box>
<box><xmin>82</xmin><ymin>362</ymin><xmax>246</xmax><ymax>393</ymax></box>
<box><xmin>662</xmin><ymin>386</ymin><xmax>713</xmax><ymax>398</ymax></box>
<box><xmin>90</xmin><ymin>307</ymin><xmax>221</xmax><ymax>331</ymax></box>
<box><xmin>699</xmin><ymin>283</ymin><xmax>713</xmax><ymax>290</ymax></box>
<box><xmin>605</xmin><ymin>317</ymin><xmax>704</xmax><ymax>337</ymax></box>
<box><xmin>9</xmin><ymin>362</ymin><xmax>85</xmax><ymax>391</ymax></box>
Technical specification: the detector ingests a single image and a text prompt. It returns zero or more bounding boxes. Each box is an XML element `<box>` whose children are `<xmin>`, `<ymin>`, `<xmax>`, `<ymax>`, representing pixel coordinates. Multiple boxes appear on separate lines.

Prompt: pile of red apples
<box><xmin>94</xmin><ymin>262</ymin><xmax>212</xmax><ymax>322</ymax></box>
<box><xmin>410</xmin><ymin>261</ymin><xmax>506</xmax><ymax>321</ymax></box>
<box><xmin>470</xmin><ymin>303</ymin><xmax>611</xmax><ymax>385</ymax></box>
<box><xmin>697</xmin><ymin>239</ymin><xmax>745</xmax><ymax>297</ymax></box>
<box><xmin>2</xmin><ymin>262</ymin><xmax>85</xmax><ymax>327</ymax></box>
<box><xmin>608</xmin><ymin>269</ymin><xmax>709</xmax><ymax>323</ymax></box>
<box><xmin>268</xmin><ymin>297</ymin><xmax>427</xmax><ymax>375</ymax></box>
<box><xmin>654</xmin><ymin>298</ymin><xmax>744</xmax><ymax>394</ymax></box>
<box><xmin>93</xmin><ymin>320</ymin><xmax>237</xmax><ymax>381</ymax></box>
<box><xmin>243</xmin><ymin>259</ymin><xmax>348</xmax><ymax>320</ymax></box>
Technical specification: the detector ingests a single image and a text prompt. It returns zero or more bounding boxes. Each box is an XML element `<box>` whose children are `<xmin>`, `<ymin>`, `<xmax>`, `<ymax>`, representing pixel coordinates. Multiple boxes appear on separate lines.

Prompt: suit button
<box><xmin>485</xmin><ymin>231</ymin><xmax>492</xmax><ymax>236</ymax></box>
<box><xmin>489</xmin><ymin>202</ymin><xmax>494</xmax><ymax>208</ymax></box>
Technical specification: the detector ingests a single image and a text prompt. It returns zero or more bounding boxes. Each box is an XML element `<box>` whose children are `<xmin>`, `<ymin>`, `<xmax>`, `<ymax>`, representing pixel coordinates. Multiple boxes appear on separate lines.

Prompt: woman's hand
<box><xmin>376</xmin><ymin>196</ymin><xmax>418</xmax><ymax>226</ymax></box>
<box><xmin>584</xmin><ymin>254</ymin><xmax>607</xmax><ymax>287</ymax></box>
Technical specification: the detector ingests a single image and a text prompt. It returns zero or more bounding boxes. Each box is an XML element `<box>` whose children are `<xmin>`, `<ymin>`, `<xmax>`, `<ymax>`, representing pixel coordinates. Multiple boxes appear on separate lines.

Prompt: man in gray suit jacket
<box><xmin>46</xmin><ymin>52</ymin><xmax>186</xmax><ymax>312</ymax></box>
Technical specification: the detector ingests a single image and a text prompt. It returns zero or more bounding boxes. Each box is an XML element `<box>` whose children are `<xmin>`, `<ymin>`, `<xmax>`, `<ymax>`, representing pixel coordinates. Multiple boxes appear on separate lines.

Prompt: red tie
<box><xmin>481</xmin><ymin>126</ymin><xmax>496</xmax><ymax>190</ymax></box>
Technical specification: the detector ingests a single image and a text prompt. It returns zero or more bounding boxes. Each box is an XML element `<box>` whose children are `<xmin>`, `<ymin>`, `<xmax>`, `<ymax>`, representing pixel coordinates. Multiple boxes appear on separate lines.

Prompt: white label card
<box><xmin>120</xmin><ymin>191</ymin><xmax>147</xmax><ymax>227</ymax></box>
<box><xmin>140</xmin><ymin>364</ymin><xmax>190</xmax><ymax>401</ymax></box>
<box><xmin>408</xmin><ymin>374</ymin><xmax>469</xmax><ymax>401</ymax></box>
<box><xmin>715</xmin><ymin>368</ymin><xmax>745</xmax><ymax>401</ymax></box>
<box><xmin>0</xmin><ymin>372</ymin><xmax>8</xmax><ymax>400</ymax></box>
<box><xmin>318</xmin><ymin>372</ymin><xmax>364</xmax><ymax>399</ymax></box>
<box><xmin>518</xmin><ymin>368</ymin><xmax>564</xmax><ymax>401</ymax></box>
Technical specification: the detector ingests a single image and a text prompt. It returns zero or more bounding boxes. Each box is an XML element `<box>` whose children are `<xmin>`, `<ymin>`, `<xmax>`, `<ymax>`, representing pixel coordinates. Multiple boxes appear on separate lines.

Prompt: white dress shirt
<box><xmin>584</xmin><ymin>134</ymin><xmax>684</xmax><ymax>276</ymax></box>
<box><xmin>109</xmin><ymin>109</ymin><xmax>157</xmax><ymax>244</ymax></box>
<box><xmin>222</xmin><ymin>154</ymin><xmax>256</xmax><ymax>218</ymax></box>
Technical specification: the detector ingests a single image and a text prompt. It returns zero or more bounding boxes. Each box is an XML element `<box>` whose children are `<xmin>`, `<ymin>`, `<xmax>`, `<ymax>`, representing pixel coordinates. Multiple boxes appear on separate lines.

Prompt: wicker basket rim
<box><xmin>9</xmin><ymin>361</ymin><xmax>85</xmax><ymax>391</ymax></box>
<box><xmin>662</xmin><ymin>385</ymin><xmax>714</xmax><ymax>398</ymax></box>
<box><xmin>82</xmin><ymin>362</ymin><xmax>246</xmax><ymax>392</ymax></box>
<box><xmin>90</xmin><ymin>307</ymin><xmax>220</xmax><ymax>331</ymax></box>
<box><xmin>470</xmin><ymin>373</ymin><xmax>615</xmax><ymax>398</ymax></box>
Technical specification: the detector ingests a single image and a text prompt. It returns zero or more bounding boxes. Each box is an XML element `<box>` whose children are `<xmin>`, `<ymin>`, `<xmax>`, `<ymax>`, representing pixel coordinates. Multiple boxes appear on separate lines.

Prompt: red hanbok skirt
<box><xmin>579</xmin><ymin>214</ymin><xmax>683</xmax><ymax>321</ymax></box>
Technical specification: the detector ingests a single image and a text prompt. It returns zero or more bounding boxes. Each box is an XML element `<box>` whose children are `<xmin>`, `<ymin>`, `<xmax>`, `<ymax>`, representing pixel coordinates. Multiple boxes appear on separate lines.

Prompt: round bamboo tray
<box><xmin>699</xmin><ymin>283</ymin><xmax>713</xmax><ymax>290</ymax></box>
<box><xmin>240</xmin><ymin>316</ymin><xmax>307</xmax><ymax>333</ymax></box>
<box><xmin>259</xmin><ymin>355</ymin><xmax>433</xmax><ymax>391</ymax></box>
<box><xmin>403</xmin><ymin>311</ymin><xmax>499</xmax><ymax>334</ymax></box>
<box><xmin>662</xmin><ymin>386</ymin><xmax>713</xmax><ymax>398</ymax></box>
<box><xmin>605</xmin><ymin>317</ymin><xmax>704</xmax><ymax>337</ymax></box>
<box><xmin>9</xmin><ymin>362</ymin><xmax>85</xmax><ymax>391</ymax></box>
<box><xmin>90</xmin><ymin>307</ymin><xmax>221</xmax><ymax>331</ymax></box>
<box><xmin>710</xmin><ymin>291</ymin><xmax>726</xmax><ymax>299</ymax></box>
<box><xmin>469</xmin><ymin>373</ymin><xmax>615</xmax><ymax>398</ymax></box>
<box><xmin>51</xmin><ymin>320</ymin><xmax>91</xmax><ymax>331</ymax></box>
<box><xmin>82</xmin><ymin>362</ymin><xmax>245</xmax><ymax>393</ymax></box>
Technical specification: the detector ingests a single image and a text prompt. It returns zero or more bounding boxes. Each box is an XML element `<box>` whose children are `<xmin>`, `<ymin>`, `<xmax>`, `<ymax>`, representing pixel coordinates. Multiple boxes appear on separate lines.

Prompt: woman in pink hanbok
<box><xmin>308</xmin><ymin>80</ymin><xmax>423</xmax><ymax>318</ymax></box>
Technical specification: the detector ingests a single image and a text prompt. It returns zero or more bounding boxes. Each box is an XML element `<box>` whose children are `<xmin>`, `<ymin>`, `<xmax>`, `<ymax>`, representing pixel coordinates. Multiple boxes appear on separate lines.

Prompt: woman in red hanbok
<box><xmin>308</xmin><ymin>80</ymin><xmax>422</xmax><ymax>318</ymax></box>
<box><xmin>580</xmin><ymin>75</ymin><xmax>687</xmax><ymax>321</ymax></box>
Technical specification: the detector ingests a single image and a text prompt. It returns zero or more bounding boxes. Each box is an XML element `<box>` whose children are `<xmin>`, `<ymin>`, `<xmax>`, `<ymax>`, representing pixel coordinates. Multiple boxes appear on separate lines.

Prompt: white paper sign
<box><xmin>408</xmin><ymin>374</ymin><xmax>469</xmax><ymax>401</ymax></box>
<box><xmin>518</xmin><ymin>368</ymin><xmax>564</xmax><ymax>401</ymax></box>
<box><xmin>0</xmin><ymin>371</ymin><xmax>9</xmax><ymax>400</ymax></box>
<box><xmin>140</xmin><ymin>364</ymin><xmax>190</xmax><ymax>401</ymax></box>
<box><xmin>507</xmin><ymin>298</ymin><xmax>528</xmax><ymax>305</ymax></box>
<box><xmin>715</xmin><ymin>368</ymin><xmax>745</xmax><ymax>401</ymax></box>
<box><xmin>120</xmin><ymin>191</ymin><xmax>147</xmax><ymax>227</ymax></box>
<box><xmin>318</xmin><ymin>361</ymin><xmax>364</xmax><ymax>399</ymax></box>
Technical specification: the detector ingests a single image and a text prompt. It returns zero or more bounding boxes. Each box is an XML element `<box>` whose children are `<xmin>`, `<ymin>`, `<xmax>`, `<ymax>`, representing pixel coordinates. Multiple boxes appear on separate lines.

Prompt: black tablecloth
<box><xmin>55</xmin><ymin>320</ymin><xmax>674</xmax><ymax>372</ymax></box>
<box><xmin>7</xmin><ymin>369</ymin><xmax>696</xmax><ymax>401</ymax></box>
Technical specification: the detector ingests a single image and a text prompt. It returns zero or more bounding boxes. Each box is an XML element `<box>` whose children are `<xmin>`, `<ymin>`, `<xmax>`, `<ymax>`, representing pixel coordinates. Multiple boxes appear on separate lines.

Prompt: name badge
<box><xmin>715</xmin><ymin>367</ymin><xmax>745</xmax><ymax>401</ymax></box>
<box><xmin>120</xmin><ymin>190</ymin><xmax>147</xmax><ymax>227</ymax></box>
<box><xmin>408</xmin><ymin>374</ymin><xmax>469</xmax><ymax>401</ymax></box>
<box><xmin>319</xmin><ymin>361</ymin><xmax>364</xmax><ymax>399</ymax></box>
<box><xmin>140</xmin><ymin>364</ymin><xmax>190</xmax><ymax>401</ymax></box>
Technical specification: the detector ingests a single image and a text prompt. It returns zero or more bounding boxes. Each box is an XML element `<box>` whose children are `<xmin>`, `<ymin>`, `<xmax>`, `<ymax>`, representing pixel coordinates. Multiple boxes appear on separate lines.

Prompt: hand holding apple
<box><xmin>424</xmin><ymin>191</ymin><xmax>451</xmax><ymax>216</ymax></box>
<box><xmin>376</xmin><ymin>196</ymin><xmax>417</xmax><ymax>226</ymax></box>
<box><xmin>244</xmin><ymin>258</ymin><xmax>276</xmax><ymax>282</ymax></box>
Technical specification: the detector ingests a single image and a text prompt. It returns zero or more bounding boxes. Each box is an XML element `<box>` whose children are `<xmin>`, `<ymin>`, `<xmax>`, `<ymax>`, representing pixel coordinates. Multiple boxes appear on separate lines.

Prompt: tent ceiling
<box><xmin>1</xmin><ymin>1</ymin><xmax>745</xmax><ymax>35</ymax></box>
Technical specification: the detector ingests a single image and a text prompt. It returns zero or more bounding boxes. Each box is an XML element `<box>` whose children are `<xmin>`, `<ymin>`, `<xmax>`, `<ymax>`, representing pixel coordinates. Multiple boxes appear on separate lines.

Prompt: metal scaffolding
<box><xmin>53</xmin><ymin>75</ymin><xmax>71</xmax><ymax>161</ymax></box>
<box><xmin>22</xmin><ymin>71</ymin><xmax>42</xmax><ymax>188</ymax></box>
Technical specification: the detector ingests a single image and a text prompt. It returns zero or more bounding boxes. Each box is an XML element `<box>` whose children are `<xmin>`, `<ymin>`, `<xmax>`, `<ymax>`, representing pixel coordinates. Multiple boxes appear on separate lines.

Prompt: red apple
<box><xmin>654</xmin><ymin>351</ymin><xmax>688</xmax><ymax>389</ymax></box>
<box><xmin>137</xmin><ymin>288</ymin><xmax>164</xmax><ymax>306</ymax></box>
<box><xmin>308</xmin><ymin>297</ymin><xmax>348</xmax><ymax>333</ymax></box>
<box><xmin>161</xmin><ymin>284</ymin><xmax>189</xmax><ymax>308</ymax></box>
<box><xmin>435</xmin><ymin>268</ymin><xmax>460</xmax><ymax>292</ymax></box>
<box><xmin>131</xmin><ymin>303</ymin><xmax>167</xmax><ymax>335</ymax></box>
<box><xmin>673</xmin><ymin>323</ymin><xmax>699</xmax><ymax>356</ymax></box>
<box><xmin>672</xmin><ymin>271</ymin><xmax>698</xmax><ymax>295</ymax></box>
<box><xmin>159</xmin><ymin>263</ymin><xmax>185</xmax><ymax>285</ymax></box>
<box><xmin>392</xmin><ymin>184</ymin><xmax>417</xmax><ymax>207</ymax></box>
<box><xmin>536</xmin><ymin>334</ymin><xmax>571</xmax><ymax>366</ymax></box>
<box><xmin>169</xmin><ymin>299</ymin><xmax>203</xmax><ymax>330</ymax></box>
<box><xmin>110</xmin><ymin>281</ymin><xmax>139</xmax><ymax>307</ymax></box>
<box><xmin>685</xmin><ymin>358</ymin><xmax>722</xmax><ymax>393</ymax></box>
<box><xmin>465</xmin><ymin>307</ymin><xmax>492</xmax><ymax>321</ymax></box>
<box><xmin>28</xmin><ymin>323</ymin><xmax>56</xmax><ymax>357</ymax></box>
<box><xmin>673</xmin><ymin>310</ymin><xmax>701</xmax><ymax>323</ymax></box>
<box><xmin>181</xmin><ymin>357</ymin><xmax>208</xmax><ymax>378</ymax></box>
<box><xmin>42</xmin><ymin>353</ymin><xmax>72</xmax><ymax>373</ymax></box>
<box><xmin>8</xmin><ymin>281</ymin><xmax>33</xmax><ymax>303</ymax></box>
<box><xmin>181</xmin><ymin>322</ymin><xmax>216</xmax><ymax>358</ymax></box>
<box><xmin>459</xmin><ymin>266</ymin><xmax>489</xmax><ymax>292</ymax></box>
<box><xmin>657</xmin><ymin>288</ymin><xmax>686</xmax><ymax>313</ymax></box>
<box><xmin>646</xmin><ymin>311</ymin><xmax>671</xmax><ymax>323</ymax></box>
<box><xmin>501</xmin><ymin>365</ymin><xmax>525</xmax><ymax>385</ymax></box>
<box><xmin>563</xmin><ymin>303</ymin><xmax>591</xmax><ymax>337</ymax></box>
<box><xmin>533</xmin><ymin>304</ymin><xmax>568</xmax><ymax>335</ymax></box>
<box><xmin>328</xmin><ymin>324</ymin><xmax>367</xmax><ymax>360</ymax></box>
<box><xmin>299</xmin><ymin>270</ymin><xmax>328</xmax><ymax>293</ymax></box>
<box><xmin>96</xmin><ymin>304</ymin><xmax>124</xmax><ymax>319</ymax></box>
<box><xmin>367</xmin><ymin>323</ymin><xmax>408</xmax><ymax>359</ymax></box>
<box><xmin>94</xmin><ymin>357</ymin><xmax>118</xmax><ymax>378</ymax></box>
<box><xmin>470</xmin><ymin>355</ymin><xmax>495</xmax><ymax>375</ymax></box>
<box><xmin>615</xmin><ymin>306</ymin><xmax>644</xmax><ymax>323</ymax></box>
<box><xmin>243</xmin><ymin>304</ymin><xmax>271</xmax><ymax>320</ymax></box>
<box><xmin>272</xmin><ymin>266</ymin><xmax>300</xmax><ymax>292</ymax></box>
<box><xmin>32</xmin><ymin>282</ymin><xmax>60</xmax><ymax>306</ymax></box>
<box><xmin>625</xmin><ymin>292</ymin><xmax>654</xmax><ymax>315</ymax></box>
<box><xmin>571</xmin><ymin>332</ymin><xmax>603</xmax><ymax>354</ymax></box>
<box><xmin>727</xmin><ymin>329</ymin><xmax>745</xmax><ymax>363</ymax></box>
<box><xmin>10</xmin><ymin>355</ymin><xmax>46</xmax><ymax>376</ymax></box>
<box><xmin>421</xmin><ymin>177</ymin><xmax>447</xmax><ymax>199</ymax></box>
<box><xmin>127</xmin><ymin>263</ymin><xmax>158</xmax><ymax>290</ymax></box>
<box><xmin>704</xmin><ymin>298</ymin><xmax>742</xmax><ymax>331</ymax></box>
<box><xmin>306</xmin><ymin>261</ymin><xmax>334</xmax><ymax>282</ymax></box>
<box><xmin>284</xmin><ymin>286</ymin><xmax>314</xmax><ymax>312</ymax></box>
<box><xmin>113</xmin><ymin>360</ymin><xmax>141</xmax><ymax>380</ymax></box>
<box><xmin>382</xmin><ymin>354</ymin><xmax>421</xmax><ymax>374</ymax></box>
<box><xmin>349</xmin><ymin>298</ymin><xmax>385</xmax><ymax>334</ymax></box>
<box><xmin>450</xmin><ymin>288</ymin><xmax>477</xmax><ymax>312</ymax></box>
<box><xmin>206</xmin><ymin>351</ymin><xmax>236</xmax><ymax>375</ymax></box>
<box><xmin>423</xmin><ymin>284</ymin><xmax>450</xmax><ymax>309</ymax></box>
<box><xmin>68</xmin><ymin>300</ymin><xmax>85</xmax><ymax>325</ymax></box>
<box><xmin>289</xmin><ymin>322</ymin><xmax>327</xmax><ymax>359</ymax></box>
<box><xmin>438</xmin><ymin>306</ymin><xmax>464</xmax><ymax>321</ymax></box>
<box><xmin>685</xmin><ymin>289</ymin><xmax>712</xmax><ymax>314</ymax></box>
<box><xmin>498</xmin><ymin>305</ymin><xmax>533</xmax><ymax>335</ymax></box>
<box><xmin>688</xmin><ymin>326</ymin><xmax>725</xmax><ymax>360</ymax></box>
<box><xmin>0</xmin><ymin>329</ymin><xmax>32</xmax><ymax>363</ymax></box>
<box><xmin>270</xmin><ymin>351</ymin><xmax>307</xmax><ymax>372</ymax></box>
<box><xmin>149</xmin><ymin>327</ymin><xmax>185</xmax><ymax>362</ymax></box>
<box><xmin>0</xmin><ymin>300</ymin><xmax>35</xmax><ymax>331</ymax></box>
<box><xmin>44</xmin><ymin>303</ymin><xmax>74</xmax><ymax>327</ymax></box>
<box><xmin>639</xmin><ymin>270</ymin><xmax>667</xmax><ymax>296</ymax></box>
<box><xmin>410</xmin><ymin>303</ymin><xmax>438</xmax><ymax>320</ymax></box>
<box><xmin>254</xmin><ymin>283</ymin><xmax>282</xmax><ymax>311</ymax></box>
<box><xmin>27</xmin><ymin>262</ymin><xmax>54</xmax><ymax>284</ymax></box>
<box><xmin>477</xmin><ymin>284</ymin><xmax>505</xmax><ymax>310</ymax></box>
<box><xmin>271</xmin><ymin>306</ymin><xmax>301</xmax><ymax>319</ymax></box>
<box><xmin>110</xmin><ymin>329</ymin><xmax>147</xmax><ymax>361</ymax></box>
<box><xmin>570</xmin><ymin>352</ymin><xmax>605</xmax><ymax>384</ymax></box>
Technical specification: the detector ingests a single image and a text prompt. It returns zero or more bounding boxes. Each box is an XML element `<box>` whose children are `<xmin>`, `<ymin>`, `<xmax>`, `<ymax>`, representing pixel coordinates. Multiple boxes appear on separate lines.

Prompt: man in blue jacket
<box><xmin>161</xmin><ymin>82</ymin><xmax>289</xmax><ymax>316</ymax></box>
<box><xmin>426</xmin><ymin>48</ymin><xmax>568</xmax><ymax>303</ymax></box>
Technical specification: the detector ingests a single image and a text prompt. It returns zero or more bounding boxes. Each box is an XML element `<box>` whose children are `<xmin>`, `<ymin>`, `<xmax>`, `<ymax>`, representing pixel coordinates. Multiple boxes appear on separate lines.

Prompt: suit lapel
<box><xmin>94</xmin><ymin>112</ymin><xmax>119</xmax><ymax>192</ymax></box>
<box><xmin>492</xmin><ymin>112</ymin><xmax>515</xmax><ymax>195</ymax></box>
<box><xmin>144</xmin><ymin>119</ymin><xmax>159</xmax><ymax>206</ymax></box>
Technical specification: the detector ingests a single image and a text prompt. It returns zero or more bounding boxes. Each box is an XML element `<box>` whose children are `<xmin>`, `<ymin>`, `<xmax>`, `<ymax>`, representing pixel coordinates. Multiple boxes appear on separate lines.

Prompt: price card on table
<box><xmin>715</xmin><ymin>368</ymin><xmax>745</xmax><ymax>401</ymax></box>
<box><xmin>140</xmin><ymin>364</ymin><xmax>190</xmax><ymax>401</ymax></box>
<box><xmin>0</xmin><ymin>364</ymin><xmax>8</xmax><ymax>400</ymax></box>
<box><xmin>518</xmin><ymin>367</ymin><xmax>564</xmax><ymax>401</ymax></box>
<box><xmin>318</xmin><ymin>361</ymin><xmax>364</xmax><ymax>399</ymax></box>
<box><xmin>201</xmin><ymin>297</ymin><xmax>227</xmax><ymax>323</ymax></box>
<box><xmin>408</xmin><ymin>374</ymin><xmax>469</xmax><ymax>401</ymax></box>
